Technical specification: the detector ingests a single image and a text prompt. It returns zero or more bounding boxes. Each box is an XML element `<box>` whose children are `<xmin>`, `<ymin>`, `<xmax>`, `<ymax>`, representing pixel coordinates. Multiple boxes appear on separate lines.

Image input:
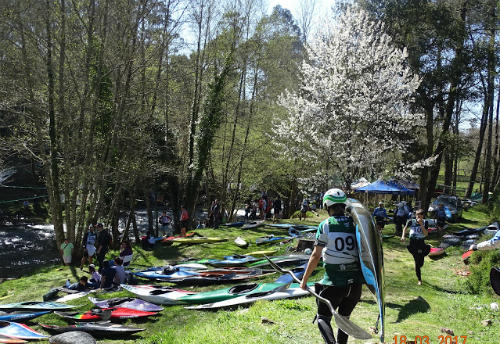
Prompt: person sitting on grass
<box><xmin>67</xmin><ymin>276</ymin><xmax>92</xmax><ymax>291</ymax></box>
<box><xmin>469</xmin><ymin>229</ymin><xmax>500</xmax><ymax>252</ymax></box>
<box><xmin>99</xmin><ymin>260</ymin><xmax>116</xmax><ymax>289</ymax></box>
<box><xmin>113</xmin><ymin>257</ymin><xmax>126</xmax><ymax>286</ymax></box>
<box><xmin>119</xmin><ymin>241</ymin><xmax>133</xmax><ymax>267</ymax></box>
<box><xmin>88</xmin><ymin>264</ymin><xmax>101</xmax><ymax>289</ymax></box>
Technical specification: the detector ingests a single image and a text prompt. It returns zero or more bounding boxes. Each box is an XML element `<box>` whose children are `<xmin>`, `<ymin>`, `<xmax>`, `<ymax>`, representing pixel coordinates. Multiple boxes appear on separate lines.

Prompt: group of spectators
<box><xmin>60</xmin><ymin>222</ymin><xmax>134</xmax><ymax>291</ymax></box>
<box><xmin>243</xmin><ymin>195</ymin><xmax>283</xmax><ymax>222</ymax></box>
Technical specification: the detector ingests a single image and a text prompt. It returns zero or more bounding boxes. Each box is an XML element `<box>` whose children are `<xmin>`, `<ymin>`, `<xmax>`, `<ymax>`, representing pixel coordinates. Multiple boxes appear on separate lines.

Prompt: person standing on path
<box><xmin>401</xmin><ymin>209</ymin><xmax>430</xmax><ymax>285</ymax></box>
<box><xmin>80</xmin><ymin>224</ymin><xmax>97</xmax><ymax>269</ymax></box>
<box><xmin>96</xmin><ymin>223</ymin><xmax>112</xmax><ymax>268</ymax></box>
<box><xmin>60</xmin><ymin>238</ymin><xmax>74</xmax><ymax>266</ymax></box>
<box><xmin>300</xmin><ymin>188</ymin><xmax>364</xmax><ymax>344</ymax></box>
<box><xmin>273</xmin><ymin>196</ymin><xmax>282</xmax><ymax>223</ymax></box>
<box><xmin>158</xmin><ymin>211</ymin><xmax>172</xmax><ymax>236</ymax></box>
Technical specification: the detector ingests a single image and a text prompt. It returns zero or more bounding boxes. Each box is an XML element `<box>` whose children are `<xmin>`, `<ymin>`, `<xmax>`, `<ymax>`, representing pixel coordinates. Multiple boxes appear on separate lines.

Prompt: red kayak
<box><xmin>161</xmin><ymin>232</ymin><xmax>195</xmax><ymax>244</ymax></box>
<box><xmin>428</xmin><ymin>247</ymin><xmax>445</xmax><ymax>257</ymax></box>
<box><xmin>55</xmin><ymin>307</ymin><xmax>157</xmax><ymax>321</ymax></box>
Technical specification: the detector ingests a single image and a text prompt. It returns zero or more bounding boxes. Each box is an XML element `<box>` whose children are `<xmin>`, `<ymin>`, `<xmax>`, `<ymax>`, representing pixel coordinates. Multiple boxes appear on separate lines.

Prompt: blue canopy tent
<box><xmin>355</xmin><ymin>180</ymin><xmax>406</xmax><ymax>194</ymax></box>
<box><xmin>387</xmin><ymin>180</ymin><xmax>415</xmax><ymax>195</ymax></box>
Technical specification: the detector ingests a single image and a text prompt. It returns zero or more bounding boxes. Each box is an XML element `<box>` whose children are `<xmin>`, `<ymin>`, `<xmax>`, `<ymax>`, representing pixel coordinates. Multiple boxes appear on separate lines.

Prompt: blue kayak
<box><xmin>222</xmin><ymin>222</ymin><xmax>245</xmax><ymax>227</ymax></box>
<box><xmin>0</xmin><ymin>321</ymin><xmax>48</xmax><ymax>340</ymax></box>
<box><xmin>267</xmin><ymin>223</ymin><xmax>295</xmax><ymax>229</ymax></box>
<box><xmin>255</xmin><ymin>236</ymin><xmax>291</xmax><ymax>245</ymax></box>
<box><xmin>274</xmin><ymin>263</ymin><xmax>308</xmax><ymax>283</ymax></box>
<box><xmin>206</xmin><ymin>255</ymin><xmax>258</xmax><ymax>267</ymax></box>
<box><xmin>0</xmin><ymin>311</ymin><xmax>50</xmax><ymax>322</ymax></box>
<box><xmin>135</xmin><ymin>269</ymin><xmax>200</xmax><ymax>280</ymax></box>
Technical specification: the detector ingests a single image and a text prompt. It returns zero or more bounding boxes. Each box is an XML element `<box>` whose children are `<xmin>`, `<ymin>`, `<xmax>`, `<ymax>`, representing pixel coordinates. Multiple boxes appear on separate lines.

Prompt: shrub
<box><xmin>464</xmin><ymin>249</ymin><xmax>500</xmax><ymax>294</ymax></box>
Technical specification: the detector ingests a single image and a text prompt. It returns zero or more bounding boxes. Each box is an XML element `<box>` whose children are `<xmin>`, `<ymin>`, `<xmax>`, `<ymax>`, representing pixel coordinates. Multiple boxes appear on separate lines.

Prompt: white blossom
<box><xmin>272</xmin><ymin>6</ymin><xmax>424</xmax><ymax>187</ymax></box>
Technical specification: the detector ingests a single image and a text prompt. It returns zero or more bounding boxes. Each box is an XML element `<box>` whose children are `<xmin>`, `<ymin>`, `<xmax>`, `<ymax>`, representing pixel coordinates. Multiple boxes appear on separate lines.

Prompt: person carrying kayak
<box><xmin>300</xmin><ymin>188</ymin><xmax>364</xmax><ymax>344</ymax></box>
<box><xmin>401</xmin><ymin>209</ymin><xmax>430</xmax><ymax>285</ymax></box>
<box><xmin>372</xmin><ymin>201</ymin><xmax>388</xmax><ymax>232</ymax></box>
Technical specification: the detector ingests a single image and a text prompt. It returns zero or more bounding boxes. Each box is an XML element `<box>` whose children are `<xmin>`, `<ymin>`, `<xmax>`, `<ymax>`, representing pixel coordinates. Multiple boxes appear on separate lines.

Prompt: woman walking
<box><xmin>401</xmin><ymin>209</ymin><xmax>430</xmax><ymax>285</ymax></box>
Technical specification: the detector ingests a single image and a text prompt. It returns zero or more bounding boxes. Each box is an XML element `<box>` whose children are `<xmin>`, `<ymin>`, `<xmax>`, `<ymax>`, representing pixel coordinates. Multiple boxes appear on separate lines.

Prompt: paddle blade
<box><xmin>264</xmin><ymin>256</ymin><xmax>372</xmax><ymax>340</ymax></box>
<box><xmin>462</xmin><ymin>250</ymin><xmax>473</xmax><ymax>261</ymax></box>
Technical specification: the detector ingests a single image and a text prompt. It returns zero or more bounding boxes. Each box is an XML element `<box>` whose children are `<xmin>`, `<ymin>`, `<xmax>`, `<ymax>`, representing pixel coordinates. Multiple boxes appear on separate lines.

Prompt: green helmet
<box><xmin>323</xmin><ymin>188</ymin><xmax>347</xmax><ymax>208</ymax></box>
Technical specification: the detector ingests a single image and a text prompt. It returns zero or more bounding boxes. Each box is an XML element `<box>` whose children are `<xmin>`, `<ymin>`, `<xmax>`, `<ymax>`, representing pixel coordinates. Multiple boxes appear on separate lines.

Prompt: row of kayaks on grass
<box><xmin>0</xmin><ymin>321</ymin><xmax>146</xmax><ymax>340</ymax></box>
<box><xmin>121</xmin><ymin>281</ymin><xmax>311</xmax><ymax>308</ymax></box>
<box><xmin>134</xmin><ymin>266</ymin><xmax>273</xmax><ymax>285</ymax></box>
<box><xmin>54</xmin><ymin>306</ymin><xmax>157</xmax><ymax>321</ymax></box>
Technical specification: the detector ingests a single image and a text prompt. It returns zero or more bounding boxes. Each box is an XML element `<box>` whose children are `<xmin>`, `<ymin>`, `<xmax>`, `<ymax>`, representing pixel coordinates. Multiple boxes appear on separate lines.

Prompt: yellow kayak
<box><xmin>245</xmin><ymin>249</ymin><xmax>278</xmax><ymax>257</ymax></box>
<box><xmin>172</xmin><ymin>237</ymin><xmax>228</xmax><ymax>244</ymax></box>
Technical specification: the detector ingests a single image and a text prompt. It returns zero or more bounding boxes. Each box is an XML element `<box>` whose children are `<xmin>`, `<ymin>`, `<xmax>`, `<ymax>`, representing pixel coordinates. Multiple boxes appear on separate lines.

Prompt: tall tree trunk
<box><xmin>45</xmin><ymin>0</ymin><xmax>64</xmax><ymax>246</ymax></box>
<box><xmin>229</xmin><ymin>63</ymin><xmax>259</xmax><ymax>221</ymax></box>
<box><xmin>482</xmin><ymin>1</ymin><xmax>496</xmax><ymax>203</ymax></box>
<box><xmin>424</xmin><ymin>0</ymin><xmax>468</xmax><ymax>212</ymax></box>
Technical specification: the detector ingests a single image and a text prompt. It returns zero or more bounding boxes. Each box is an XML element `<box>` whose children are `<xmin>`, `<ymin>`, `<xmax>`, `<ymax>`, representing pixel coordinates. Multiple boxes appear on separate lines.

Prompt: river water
<box><xmin>0</xmin><ymin>206</ymin><xmax>236</xmax><ymax>279</ymax></box>
<box><xmin>0</xmin><ymin>223</ymin><xmax>59</xmax><ymax>278</ymax></box>
<box><xmin>0</xmin><ymin>209</ymin><xmax>211</xmax><ymax>279</ymax></box>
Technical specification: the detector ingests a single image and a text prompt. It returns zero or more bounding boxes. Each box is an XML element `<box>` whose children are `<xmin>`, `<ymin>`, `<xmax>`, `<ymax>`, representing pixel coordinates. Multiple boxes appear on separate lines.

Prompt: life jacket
<box><xmin>86</xmin><ymin>231</ymin><xmax>96</xmax><ymax>246</ymax></box>
<box><xmin>409</xmin><ymin>219</ymin><xmax>426</xmax><ymax>239</ymax></box>
<box><xmin>316</xmin><ymin>216</ymin><xmax>359</xmax><ymax>266</ymax></box>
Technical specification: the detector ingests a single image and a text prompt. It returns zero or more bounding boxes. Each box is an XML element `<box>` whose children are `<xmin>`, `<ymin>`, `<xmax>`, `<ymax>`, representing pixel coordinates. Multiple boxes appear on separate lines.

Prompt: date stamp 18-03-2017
<box><xmin>392</xmin><ymin>335</ymin><xmax>468</xmax><ymax>344</ymax></box>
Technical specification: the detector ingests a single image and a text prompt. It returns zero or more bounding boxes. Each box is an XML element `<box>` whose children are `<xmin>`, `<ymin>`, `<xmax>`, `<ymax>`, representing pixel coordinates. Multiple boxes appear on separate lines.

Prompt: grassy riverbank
<box><xmin>0</xmin><ymin>207</ymin><xmax>498</xmax><ymax>343</ymax></box>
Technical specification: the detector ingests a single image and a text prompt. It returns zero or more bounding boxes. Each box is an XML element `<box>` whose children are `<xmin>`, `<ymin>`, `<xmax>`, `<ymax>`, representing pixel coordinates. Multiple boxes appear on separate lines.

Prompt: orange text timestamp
<box><xmin>393</xmin><ymin>335</ymin><xmax>468</xmax><ymax>344</ymax></box>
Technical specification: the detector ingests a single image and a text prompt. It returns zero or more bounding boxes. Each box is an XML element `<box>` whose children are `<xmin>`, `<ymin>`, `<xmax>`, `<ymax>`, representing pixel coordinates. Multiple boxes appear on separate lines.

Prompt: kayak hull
<box><xmin>0</xmin><ymin>311</ymin><xmax>50</xmax><ymax>322</ymax></box>
<box><xmin>0</xmin><ymin>321</ymin><xmax>48</xmax><ymax>340</ymax></box>
<box><xmin>348</xmin><ymin>201</ymin><xmax>385</xmax><ymax>343</ymax></box>
<box><xmin>178</xmin><ymin>283</ymin><xmax>287</xmax><ymax>304</ymax></box>
<box><xmin>40</xmin><ymin>323</ymin><xmax>144</xmax><ymax>338</ymax></box>
<box><xmin>55</xmin><ymin>307</ymin><xmax>156</xmax><ymax>321</ymax></box>
<box><xmin>121</xmin><ymin>285</ymin><xmax>195</xmax><ymax>305</ymax></box>
<box><xmin>89</xmin><ymin>297</ymin><xmax>164</xmax><ymax>312</ymax></box>
<box><xmin>0</xmin><ymin>302</ymin><xmax>74</xmax><ymax>311</ymax></box>
<box><xmin>186</xmin><ymin>284</ymin><xmax>309</xmax><ymax>310</ymax></box>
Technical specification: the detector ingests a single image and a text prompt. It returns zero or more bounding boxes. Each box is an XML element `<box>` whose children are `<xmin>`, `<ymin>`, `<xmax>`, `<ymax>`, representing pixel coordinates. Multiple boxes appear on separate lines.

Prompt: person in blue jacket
<box><xmin>435</xmin><ymin>203</ymin><xmax>447</xmax><ymax>232</ymax></box>
<box><xmin>373</xmin><ymin>201</ymin><xmax>388</xmax><ymax>232</ymax></box>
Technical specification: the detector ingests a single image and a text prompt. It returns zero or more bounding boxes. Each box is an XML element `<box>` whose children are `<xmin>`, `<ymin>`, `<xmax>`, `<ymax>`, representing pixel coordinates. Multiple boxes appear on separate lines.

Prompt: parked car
<box><xmin>428</xmin><ymin>195</ymin><xmax>463</xmax><ymax>222</ymax></box>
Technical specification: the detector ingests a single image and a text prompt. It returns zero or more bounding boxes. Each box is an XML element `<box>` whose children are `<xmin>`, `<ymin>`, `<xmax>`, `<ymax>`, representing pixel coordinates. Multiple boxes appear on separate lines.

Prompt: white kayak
<box><xmin>121</xmin><ymin>285</ymin><xmax>195</xmax><ymax>305</ymax></box>
<box><xmin>185</xmin><ymin>283</ymin><xmax>309</xmax><ymax>310</ymax></box>
<box><xmin>56</xmin><ymin>290</ymin><xmax>94</xmax><ymax>303</ymax></box>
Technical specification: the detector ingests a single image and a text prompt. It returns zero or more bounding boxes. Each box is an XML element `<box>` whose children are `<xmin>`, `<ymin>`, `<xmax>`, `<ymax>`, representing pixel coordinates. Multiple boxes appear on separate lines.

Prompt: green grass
<box><xmin>1</xmin><ymin>209</ymin><xmax>499</xmax><ymax>343</ymax></box>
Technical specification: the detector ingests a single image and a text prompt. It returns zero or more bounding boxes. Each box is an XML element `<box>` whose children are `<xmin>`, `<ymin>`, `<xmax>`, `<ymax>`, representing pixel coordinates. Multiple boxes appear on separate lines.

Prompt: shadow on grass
<box><xmin>393</xmin><ymin>296</ymin><xmax>430</xmax><ymax>323</ymax></box>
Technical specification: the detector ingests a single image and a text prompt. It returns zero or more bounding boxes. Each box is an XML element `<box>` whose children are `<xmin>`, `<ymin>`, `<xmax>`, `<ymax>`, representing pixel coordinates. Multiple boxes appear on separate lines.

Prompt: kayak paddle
<box><xmin>264</xmin><ymin>256</ymin><xmax>372</xmax><ymax>340</ymax></box>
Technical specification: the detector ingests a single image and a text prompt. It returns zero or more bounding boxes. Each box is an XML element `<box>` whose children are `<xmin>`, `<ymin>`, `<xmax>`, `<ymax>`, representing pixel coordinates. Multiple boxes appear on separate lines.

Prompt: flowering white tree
<box><xmin>273</xmin><ymin>6</ymin><xmax>423</xmax><ymax>188</ymax></box>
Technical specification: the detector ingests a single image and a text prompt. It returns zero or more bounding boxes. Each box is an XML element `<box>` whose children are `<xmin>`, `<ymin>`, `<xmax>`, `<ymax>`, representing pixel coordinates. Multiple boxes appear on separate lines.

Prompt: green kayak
<box><xmin>177</xmin><ymin>282</ymin><xmax>288</xmax><ymax>304</ymax></box>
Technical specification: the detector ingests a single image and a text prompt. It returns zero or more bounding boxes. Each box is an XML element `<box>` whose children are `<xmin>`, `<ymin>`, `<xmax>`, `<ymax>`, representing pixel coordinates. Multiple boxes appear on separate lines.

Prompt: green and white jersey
<box><xmin>315</xmin><ymin>216</ymin><xmax>363</xmax><ymax>286</ymax></box>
